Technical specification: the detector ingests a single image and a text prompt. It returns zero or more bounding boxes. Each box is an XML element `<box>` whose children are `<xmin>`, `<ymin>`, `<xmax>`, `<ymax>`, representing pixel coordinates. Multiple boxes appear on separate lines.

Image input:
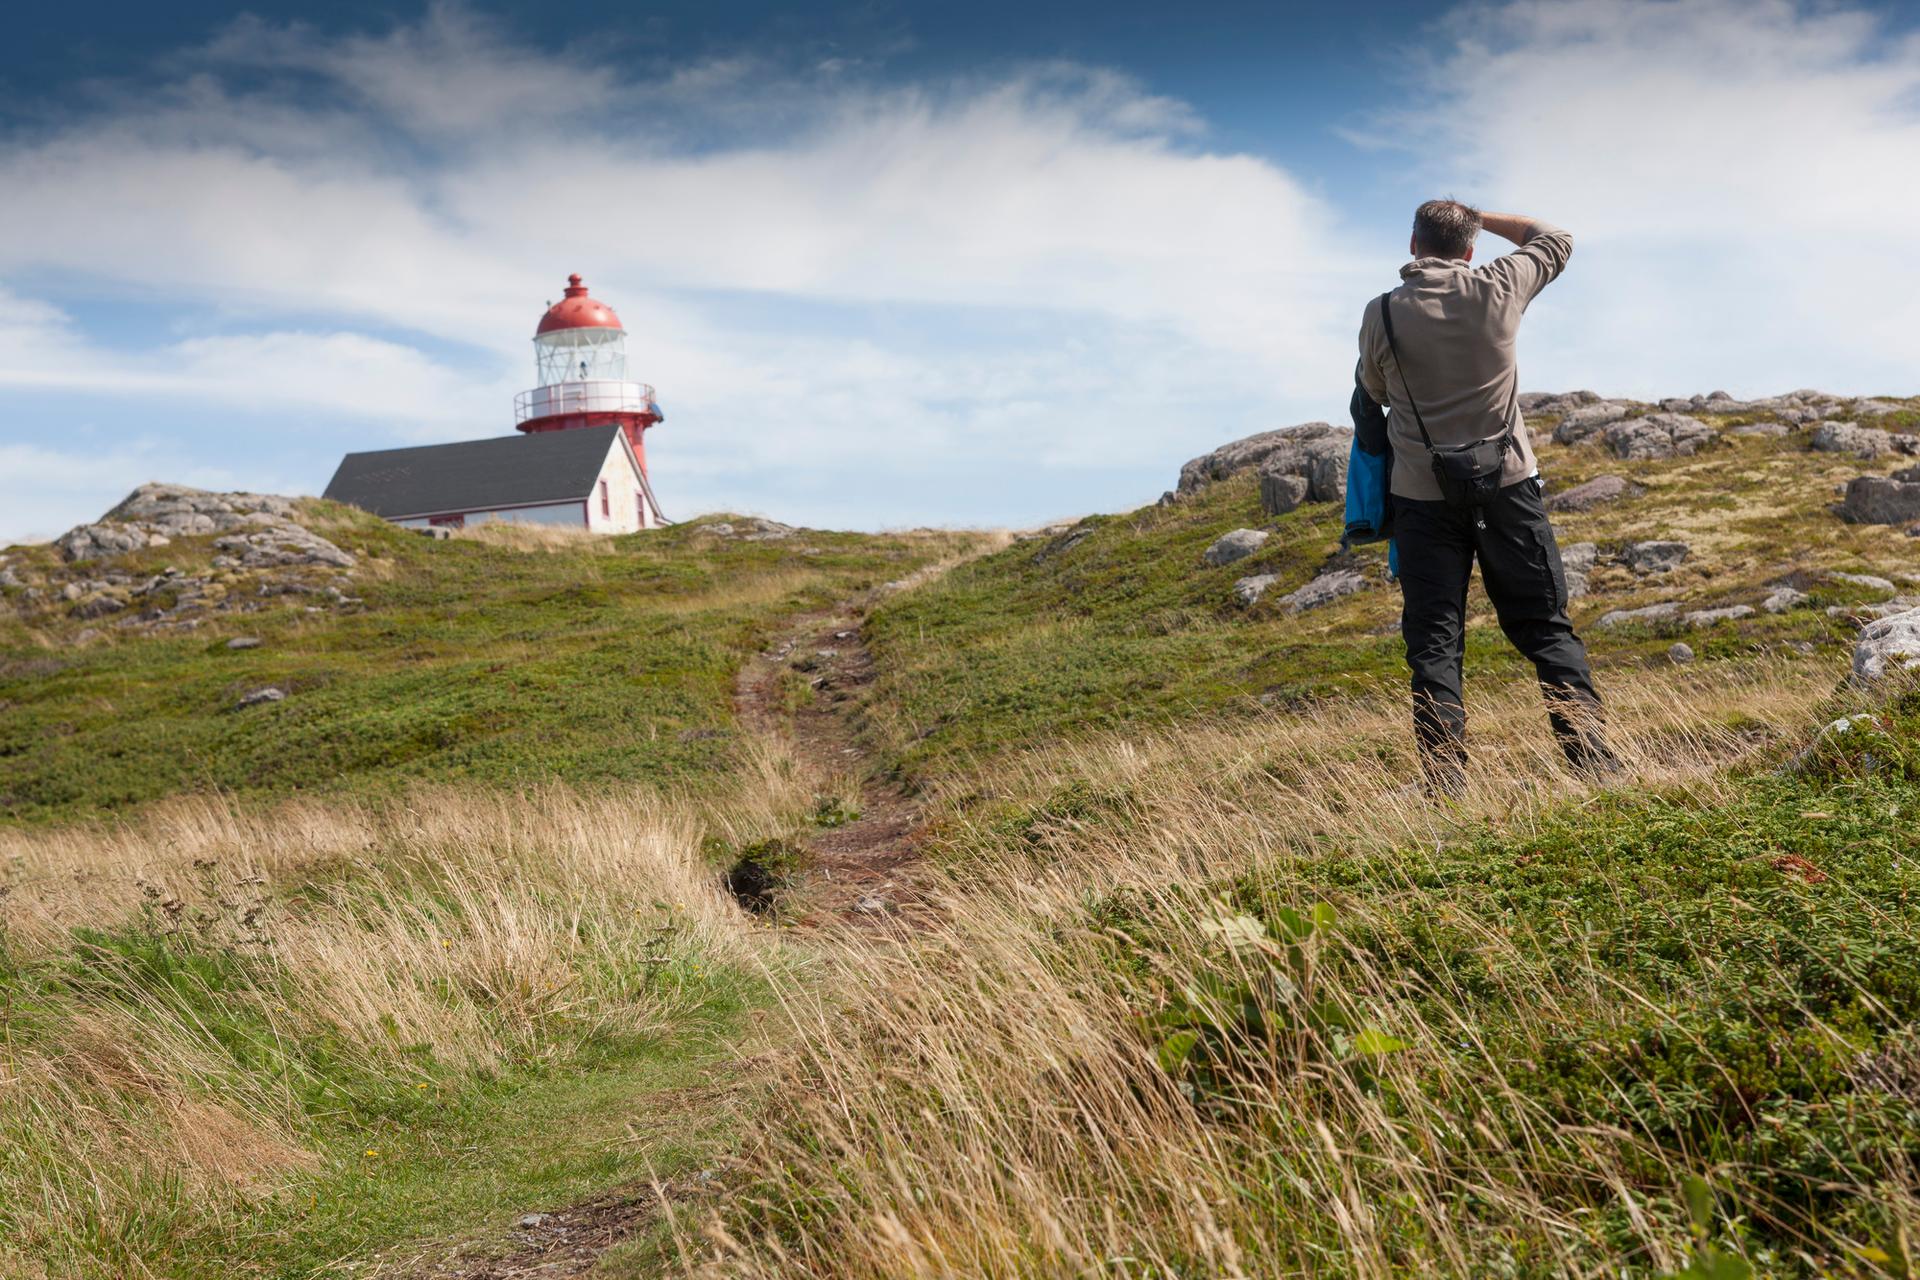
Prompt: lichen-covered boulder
<box><xmin>1853</xmin><ymin>606</ymin><xmax>1920</xmax><ymax>681</ymax></box>
<box><xmin>1683</xmin><ymin>604</ymin><xmax>1756</xmax><ymax>628</ymax></box>
<box><xmin>1203</xmin><ymin>528</ymin><xmax>1269</xmax><ymax>567</ymax></box>
<box><xmin>1176</xmin><ymin>423</ymin><xmax>1350</xmax><ymax>498</ymax></box>
<box><xmin>1598</xmin><ymin>602</ymin><xmax>1681</xmax><ymax>629</ymax></box>
<box><xmin>1597</xmin><ymin>413</ymin><xmax>1713</xmax><ymax>460</ymax></box>
<box><xmin>1839</xmin><ymin>474</ymin><xmax>1920</xmax><ymax>525</ymax></box>
<box><xmin>1259</xmin><ymin>472</ymin><xmax>1310</xmax><ymax>515</ymax></box>
<box><xmin>1623</xmin><ymin>541</ymin><xmax>1690</xmax><ymax>574</ymax></box>
<box><xmin>1276</xmin><ymin>568</ymin><xmax>1369</xmax><ymax>614</ymax></box>
<box><xmin>1545</xmin><ymin>474</ymin><xmax>1637</xmax><ymax>512</ymax></box>
<box><xmin>1549</xmin><ymin>402</ymin><xmax>1634</xmax><ymax>444</ymax></box>
<box><xmin>1812</xmin><ymin>421</ymin><xmax>1919</xmax><ymax>460</ymax></box>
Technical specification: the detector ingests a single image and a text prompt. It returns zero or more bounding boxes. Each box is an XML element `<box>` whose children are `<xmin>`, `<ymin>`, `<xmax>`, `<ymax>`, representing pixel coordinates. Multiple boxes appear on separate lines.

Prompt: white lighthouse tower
<box><xmin>513</xmin><ymin>274</ymin><xmax>665</xmax><ymax>512</ymax></box>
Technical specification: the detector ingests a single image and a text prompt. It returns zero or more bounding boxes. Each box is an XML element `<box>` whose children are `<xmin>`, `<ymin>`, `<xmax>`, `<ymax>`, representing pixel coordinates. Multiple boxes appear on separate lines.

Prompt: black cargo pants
<box><xmin>1394</xmin><ymin>477</ymin><xmax>1609</xmax><ymax>789</ymax></box>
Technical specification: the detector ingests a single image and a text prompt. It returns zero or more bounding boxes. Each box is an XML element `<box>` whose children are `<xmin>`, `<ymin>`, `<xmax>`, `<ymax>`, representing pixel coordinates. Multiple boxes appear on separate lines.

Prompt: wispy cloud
<box><xmin>0</xmin><ymin>4</ymin><xmax>1367</xmax><ymax>540</ymax></box>
<box><xmin>1383</xmin><ymin>0</ymin><xmax>1920</xmax><ymax>394</ymax></box>
<box><xmin>2</xmin><ymin>0</ymin><xmax>1914</xmax><ymax>544</ymax></box>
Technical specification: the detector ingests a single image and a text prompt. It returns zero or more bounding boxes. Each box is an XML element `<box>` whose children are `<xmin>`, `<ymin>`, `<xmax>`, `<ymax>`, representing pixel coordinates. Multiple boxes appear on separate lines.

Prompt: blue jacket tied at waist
<box><xmin>1344</xmin><ymin>379</ymin><xmax>1397</xmax><ymax>576</ymax></box>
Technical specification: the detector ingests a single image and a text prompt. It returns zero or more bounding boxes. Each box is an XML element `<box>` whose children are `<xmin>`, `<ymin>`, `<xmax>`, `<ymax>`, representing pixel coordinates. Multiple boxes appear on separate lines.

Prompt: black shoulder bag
<box><xmin>1378</xmin><ymin>290</ymin><xmax>1516</xmax><ymax>511</ymax></box>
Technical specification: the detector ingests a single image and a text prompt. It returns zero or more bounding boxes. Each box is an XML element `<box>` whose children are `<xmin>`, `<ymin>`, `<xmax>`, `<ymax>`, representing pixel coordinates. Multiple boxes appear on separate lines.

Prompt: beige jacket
<box><xmin>1355</xmin><ymin>225</ymin><xmax>1573</xmax><ymax>501</ymax></box>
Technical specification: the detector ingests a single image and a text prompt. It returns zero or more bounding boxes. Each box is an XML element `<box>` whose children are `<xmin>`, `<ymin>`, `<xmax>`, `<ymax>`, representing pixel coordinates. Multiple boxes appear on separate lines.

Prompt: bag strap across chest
<box><xmin>1377</xmin><ymin>289</ymin><xmax>1519</xmax><ymax>456</ymax></box>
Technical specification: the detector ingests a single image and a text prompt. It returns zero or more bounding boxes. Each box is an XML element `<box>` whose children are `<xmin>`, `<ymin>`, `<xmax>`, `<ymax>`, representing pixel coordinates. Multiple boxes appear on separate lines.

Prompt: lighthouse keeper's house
<box><xmin>322</xmin><ymin>273</ymin><xmax>668</xmax><ymax>533</ymax></box>
<box><xmin>323</xmin><ymin>425</ymin><xmax>654</xmax><ymax>533</ymax></box>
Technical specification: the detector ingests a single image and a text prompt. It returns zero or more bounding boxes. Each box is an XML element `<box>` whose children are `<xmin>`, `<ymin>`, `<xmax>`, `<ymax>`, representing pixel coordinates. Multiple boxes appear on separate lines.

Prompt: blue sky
<box><xmin>3</xmin><ymin>0</ymin><xmax>1919</xmax><ymax>542</ymax></box>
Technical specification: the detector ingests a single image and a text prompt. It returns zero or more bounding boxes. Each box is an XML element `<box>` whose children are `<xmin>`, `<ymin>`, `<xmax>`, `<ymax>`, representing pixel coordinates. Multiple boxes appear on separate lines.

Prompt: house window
<box><xmin>599</xmin><ymin>479</ymin><xmax>610</xmax><ymax>518</ymax></box>
<box><xmin>637</xmin><ymin>493</ymin><xmax>647</xmax><ymax>527</ymax></box>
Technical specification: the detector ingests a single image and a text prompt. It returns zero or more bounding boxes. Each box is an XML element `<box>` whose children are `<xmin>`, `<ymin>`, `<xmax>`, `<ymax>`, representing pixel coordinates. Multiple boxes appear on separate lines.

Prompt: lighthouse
<box><xmin>516</xmin><ymin>274</ymin><xmax>664</xmax><ymax>470</ymax></box>
<box><xmin>323</xmin><ymin>273</ymin><xmax>669</xmax><ymax>532</ymax></box>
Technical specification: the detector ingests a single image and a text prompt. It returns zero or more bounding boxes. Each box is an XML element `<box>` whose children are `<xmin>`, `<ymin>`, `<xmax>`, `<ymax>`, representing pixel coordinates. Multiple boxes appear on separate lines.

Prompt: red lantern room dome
<box><xmin>535</xmin><ymin>273</ymin><xmax>623</xmax><ymax>335</ymax></box>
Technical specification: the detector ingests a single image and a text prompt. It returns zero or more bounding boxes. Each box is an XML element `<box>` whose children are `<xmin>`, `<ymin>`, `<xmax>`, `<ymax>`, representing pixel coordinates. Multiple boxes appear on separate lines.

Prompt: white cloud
<box><xmin>1388</xmin><ymin>0</ymin><xmax>1920</xmax><ymax>394</ymax></box>
<box><xmin>3</xmin><ymin>0</ymin><xmax>1913</xmax><ymax>544</ymax></box>
<box><xmin>0</xmin><ymin>9</ymin><xmax>1371</xmax><ymax>541</ymax></box>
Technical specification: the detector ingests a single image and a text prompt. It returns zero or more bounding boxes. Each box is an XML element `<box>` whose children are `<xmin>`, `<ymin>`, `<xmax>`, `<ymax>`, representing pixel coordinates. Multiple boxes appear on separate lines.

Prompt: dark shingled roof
<box><xmin>322</xmin><ymin>427</ymin><xmax>625</xmax><ymax>519</ymax></box>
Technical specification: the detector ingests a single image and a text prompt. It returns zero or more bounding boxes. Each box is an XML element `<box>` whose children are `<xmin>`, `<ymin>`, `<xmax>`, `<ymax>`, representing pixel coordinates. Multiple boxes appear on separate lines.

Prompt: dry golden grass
<box><xmin>683</xmin><ymin>660</ymin><xmax>1917</xmax><ymax>1278</ymax></box>
<box><xmin>448</xmin><ymin>520</ymin><xmax>620</xmax><ymax>553</ymax></box>
<box><xmin>0</xmin><ymin>739</ymin><xmax>815</xmax><ymax>1271</ymax></box>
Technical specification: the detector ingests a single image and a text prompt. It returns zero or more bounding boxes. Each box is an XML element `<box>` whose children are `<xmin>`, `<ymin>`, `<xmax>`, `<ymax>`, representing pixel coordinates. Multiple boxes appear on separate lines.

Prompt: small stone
<box><xmin>1597</xmin><ymin>602</ymin><xmax>1681</xmax><ymax>629</ymax></box>
<box><xmin>1854</xmin><ymin>606</ymin><xmax>1920</xmax><ymax>681</ymax></box>
<box><xmin>1831</xmin><ymin>571</ymin><xmax>1897</xmax><ymax>595</ymax></box>
<box><xmin>1276</xmin><ymin>568</ymin><xmax>1369</xmax><ymax>614</ymax></box>
<box><xmin>1622</xmin><ymin>541</ymin><xmax>1690</xmax><ymax>574</ymax></box>
<box><xmin>236</xmin><ymin>687</ymin><xmax>285</xmax><ymax>709</ymax></box>
<box><xmin>1668</xmin><ymin>642</ymin><xmax>1695</xmax><ymax>664</ymax></box>
<box><xmin>1682</xmin><ymin>605</ymin><xmax>1755</xmax><ymax>628</ymax></box>
<box><xmin>1560</xmin><ymin>541</ymin><xmax>1599</xmax><ymax>599</ymax></box>
<box><xmin>517</xmin><ymin>1213</ymin><xmax>552</xmax><ymax>1230</ymax></box>
<box><xmin>1233</xmin><ymin>573</ymin><xmax>1279</xmax><ymax>607</ymax></box>
<box><xmin>1544</xmin><ymin>474</ymin><xmax>1637</xmax><ymax>512</ymax></box>
<box><xmin>227</xmin><ymin>636</ymin><xmax>263</xmax><ymax>650</ymax></box>
<box><xmin>1203</xmin><ymin>528</ymin><xmax>1270</xmax><ymax>567</ymax></box>
<box><xmin>853</xmin><ymin>895</ymin><xmax>888</xmax><ymax>915</ymax></box>
<box><xmin>1762</xmin><ymin>588</ymin><xmax>1808</xmax><ymax>614</ymax></box>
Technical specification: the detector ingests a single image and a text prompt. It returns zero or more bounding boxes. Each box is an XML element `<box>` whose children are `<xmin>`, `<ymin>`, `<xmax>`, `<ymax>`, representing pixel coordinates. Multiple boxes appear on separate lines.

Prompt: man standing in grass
<box><xmin>1352</xmin><ymin>200</ymin><xmax>1617</xmax><ymax>795</ymax></box>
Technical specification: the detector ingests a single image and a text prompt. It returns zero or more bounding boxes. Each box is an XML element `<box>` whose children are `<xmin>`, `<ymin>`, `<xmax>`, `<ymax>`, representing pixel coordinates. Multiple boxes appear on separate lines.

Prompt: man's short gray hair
<box><xmin>1412</xmin><ymin>199</ymin><xmax>1482</xmax><ymax>259</ymax></box>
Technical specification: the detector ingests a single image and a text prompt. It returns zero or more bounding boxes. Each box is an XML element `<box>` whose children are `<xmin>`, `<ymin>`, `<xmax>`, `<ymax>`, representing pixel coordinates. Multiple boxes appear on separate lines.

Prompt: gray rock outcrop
<box><xmin>1623</xmin><ymin>541</ymin><xmax>1690</xmax><ymax>574</ymax></box>
<box><xmin>1276</xmin><ymin>568</ymin><xmax>1369</xmax><ymax>614</ymax></box>
<box><xmin>1204</xmin><ymin>529</ymin><xmax>1269</xmax><ymax>567</ymax></box>
<box><xmin>57</xmin><ymin>484</ymin><xmax>352</xmax><ymax>570</ymax></box>
<box><xmin>1598</xmin><ymin>602</ymin><xmax>1681</xmax><ymax>629</ymax></box>
<box><xmin>1853</xmin><ymin>606</ymin><xmax>1920</xmax><ymax>681</ymax></box>
<box><xmin>1812</xmin><ymin>421</ymin><xmax>1919</xmax><ymax>460</ymax></box>
<box><xmin>1831</xmin><ymin>571</ymin><xmax>1897</xmax><ymax>595</ymax></box>
<box><xmin>1233</xmin><ymin>573</ymin><xmax>1279</xmax><ymax>607</ymax></box>
<box><xmin>1545</xmin><ymin>474</ymin><xmax>1638</xmax><ymax>512</ymax></box>
<box><xmin>1683</xmin><ymin>604</ymin><xmax>1756</xmax><ymax>628</ymax></box>
<box><xmin>1177</xmin><ymin>423</ymin><xmax>1350</xmax><ymax>500</ymax></box>
<box><xmin>1520</xmin><ymin>390</ymin><xmax>1603</xmax><ymax>414</ymax></box>
<box><xmin>1259</xmin><ymin>472</ymin><xmax>1311</xmax><ymax>515</ymax></box>
<box><xmin>1549</xmin><ymin>402</ymin><xmax>1635</xmax><ymax>443</ymax></box>
<box><xmin>1839</xmin><ymin>471</ymin><xmax>1920</xmax><ymax>525</ymax></box>
<box><xmin>1763</xmin><ymin>587</ymin><xmax>1809</xmax><ymax>613</ymax></box>
<box><xmin>1597</xmin><ymin>413</ymin><xmax>1714</xmax><ymax>461</ymax></box>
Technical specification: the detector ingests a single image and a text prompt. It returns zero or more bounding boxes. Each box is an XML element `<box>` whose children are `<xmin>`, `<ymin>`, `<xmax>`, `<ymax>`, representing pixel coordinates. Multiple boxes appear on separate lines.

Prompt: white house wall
<box><xmin>586</xmin><ymin>437</ymin><xmax>652</xmax><ymax>533</ymax></box>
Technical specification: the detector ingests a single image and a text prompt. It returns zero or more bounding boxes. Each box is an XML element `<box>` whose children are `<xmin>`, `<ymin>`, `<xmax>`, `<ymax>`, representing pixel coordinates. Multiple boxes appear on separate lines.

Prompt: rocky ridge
<box><xmin>1178</xmin><ymin>390</ymin><xmax>1919</xmax><ymax>678</ymax></box>
<box><xmin>2</xmin><ymin>484</ymin><xmax>361</xmax><ymax>636</ymax></box>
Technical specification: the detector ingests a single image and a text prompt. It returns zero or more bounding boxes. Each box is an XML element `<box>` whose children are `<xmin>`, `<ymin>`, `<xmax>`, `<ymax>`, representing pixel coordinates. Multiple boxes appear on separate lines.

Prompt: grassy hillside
<box><xmin>704</xmin><ymin>676</ymin><xmax>1920</xmax><ymax>1278</ymax></box>
<box><xmin>863</xmin><ymin>413</ymin><xmax>1916</xmax><ymax>780</ymax></box>
<box><xmin>0</xmin><ymin>507</ymin><xmax>977</xmax><ymax>824</ymax></box>
<box><xmin>682</xmin><ymin>404</ymin><xmax>1920</xmax><ymax>1277</ymax></box>
<box><xmin>4</xmin><ymin>400</ymin><xmax>1918</xmax><ymax>1278</ymax></box>
<box><xmin>0</xmin><ymin>507</ymin><xmax>986</xmax><ymax>1277</ymax></box>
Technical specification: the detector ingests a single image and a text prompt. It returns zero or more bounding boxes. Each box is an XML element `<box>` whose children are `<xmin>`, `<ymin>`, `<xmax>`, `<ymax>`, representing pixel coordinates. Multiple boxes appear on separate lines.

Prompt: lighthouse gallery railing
<box><xmin>514</xmin><ymin>379</ymin><xmax>658</xmax><ymax>425</ymax></box>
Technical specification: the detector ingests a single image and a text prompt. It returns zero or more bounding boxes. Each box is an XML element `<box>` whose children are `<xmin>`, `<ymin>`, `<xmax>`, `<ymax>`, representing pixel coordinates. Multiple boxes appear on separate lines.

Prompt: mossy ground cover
<box><xmin>864</xmin><ymin>422</ymin><xmax>1913</xmax><ymax>782</ymax></box>
<box><xmin>1207</xmin><ymin>699</ymin><xmax>1920</xmax><ymax>1267</ymax></box>
<box><xmin>1</xmin><ymin>507</ymin><xmax>979</xmax><ymax>824</ymax></box>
